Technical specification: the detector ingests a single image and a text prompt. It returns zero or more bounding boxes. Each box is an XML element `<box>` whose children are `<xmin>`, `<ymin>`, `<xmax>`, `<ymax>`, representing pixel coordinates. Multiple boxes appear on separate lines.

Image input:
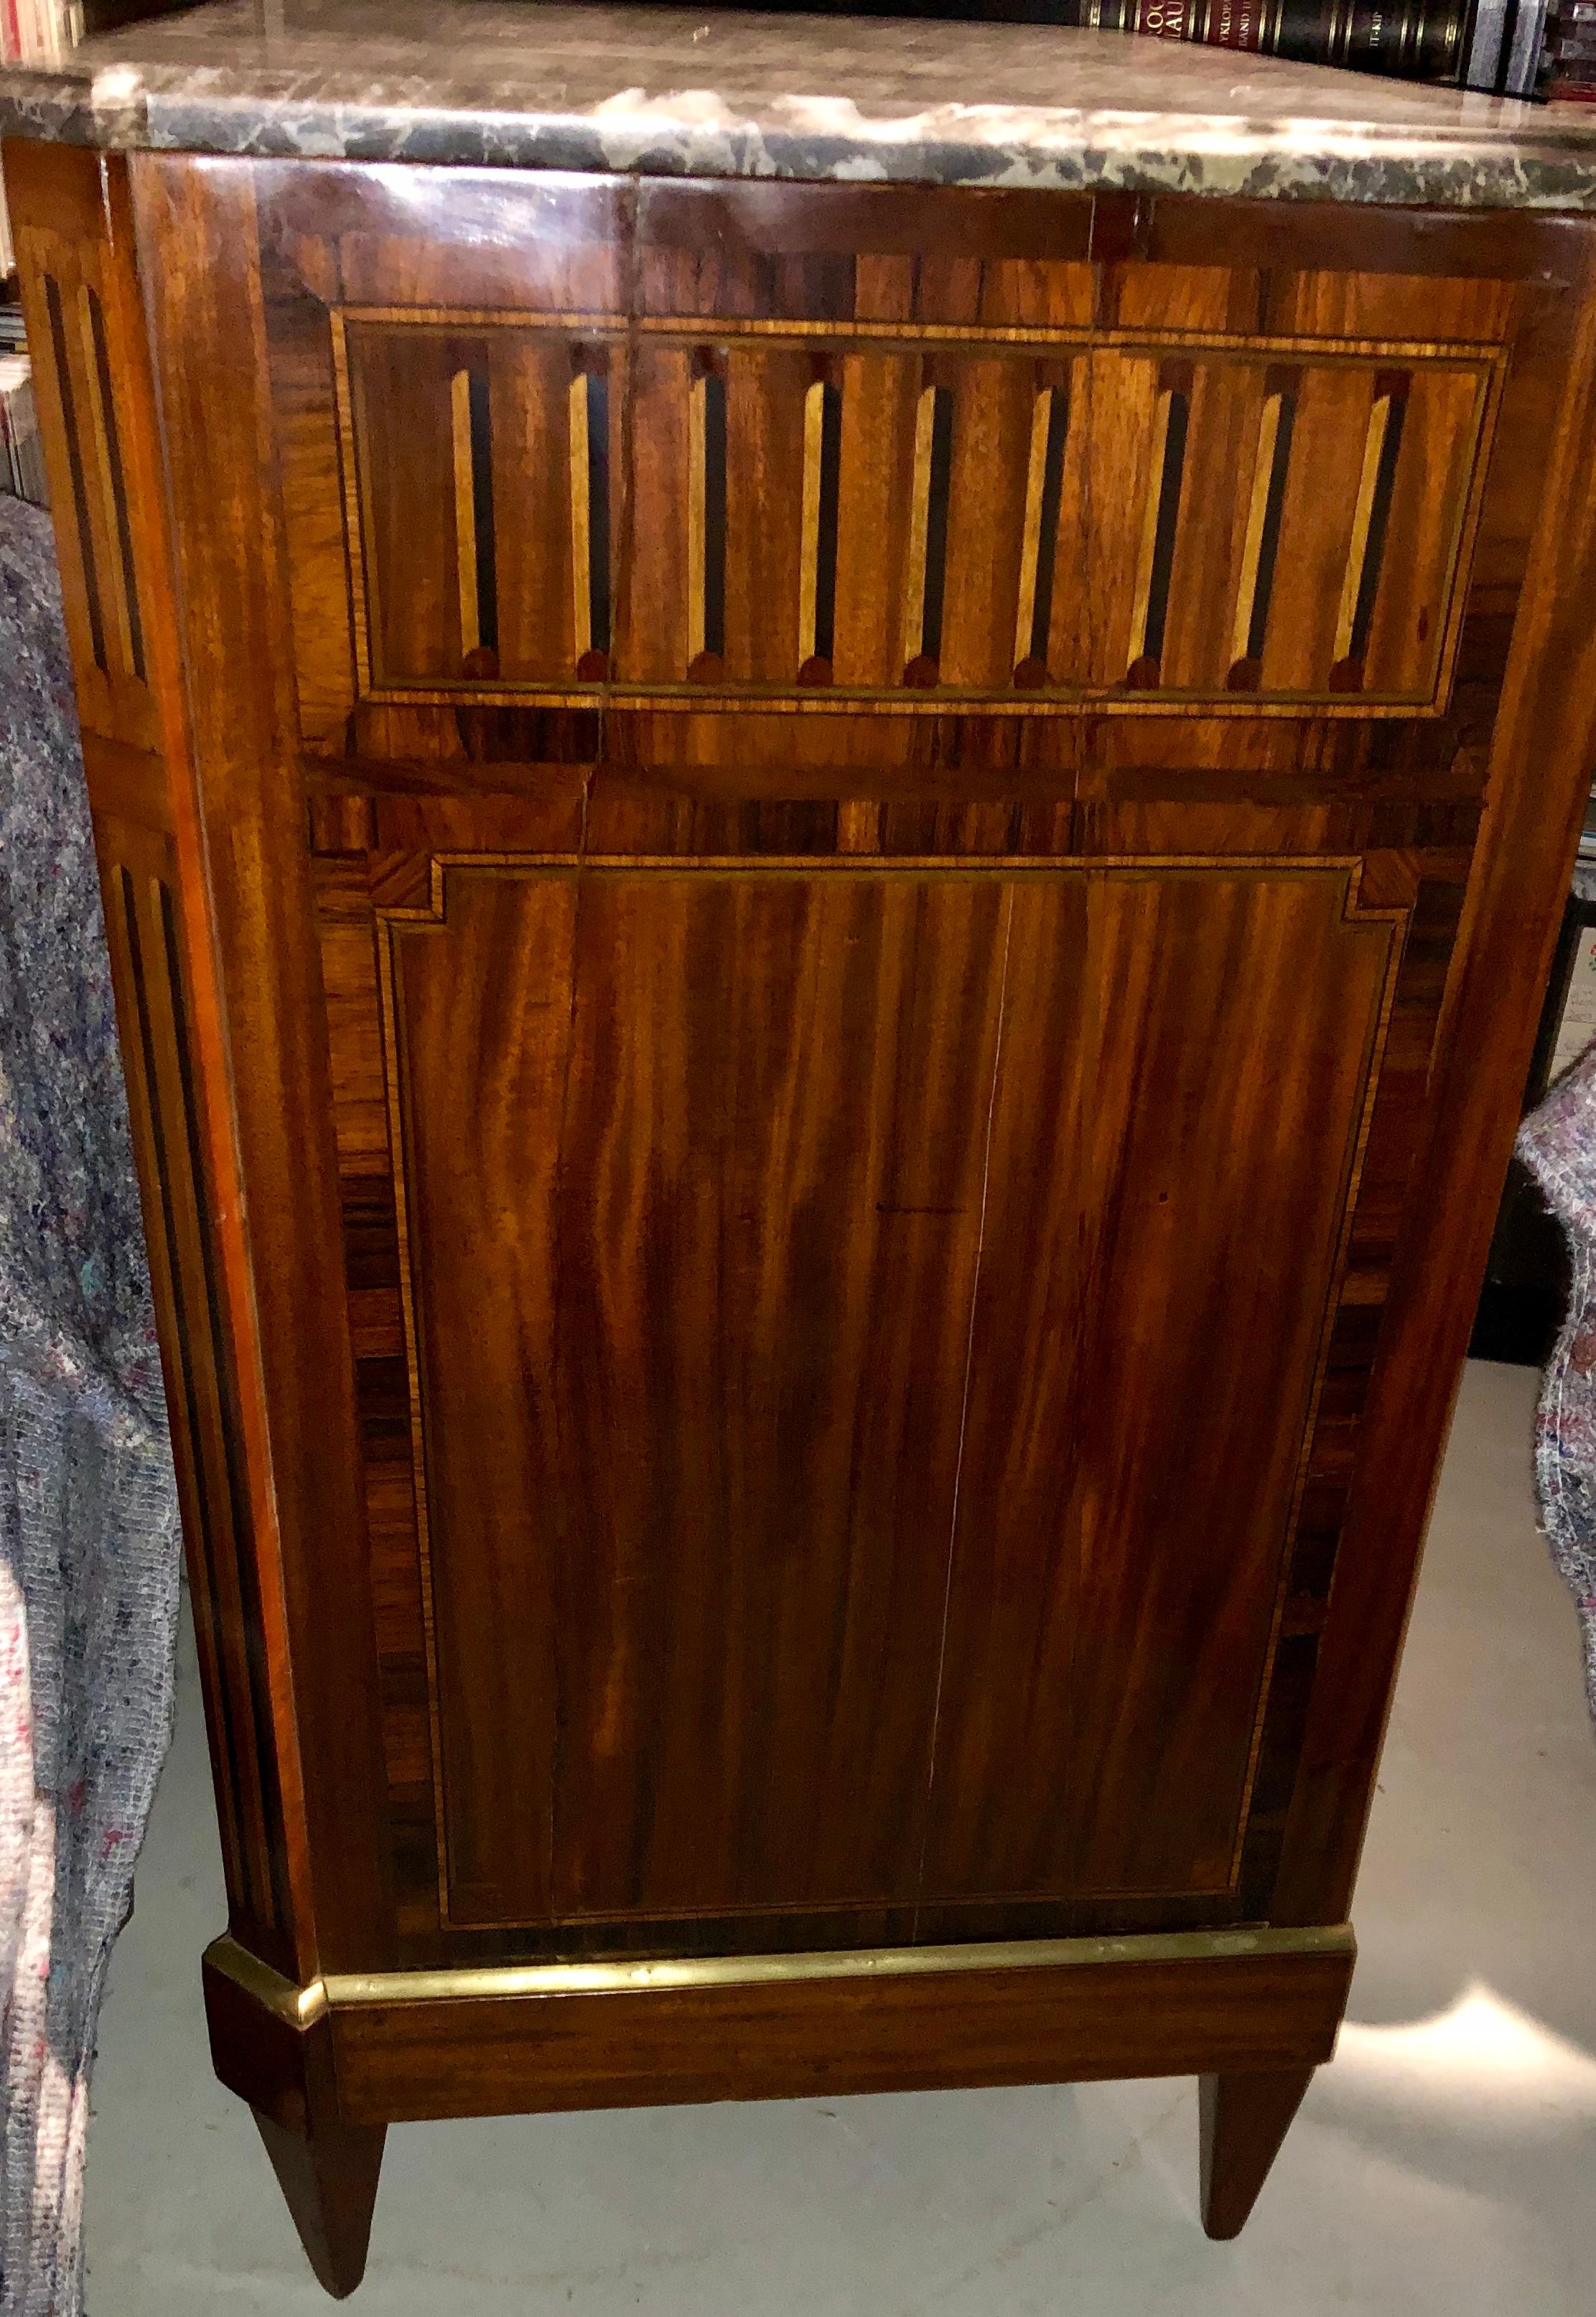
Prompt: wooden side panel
<box><xmin>1</xmin><ymin>139</ymin><xmax>307</xmax><ymax>1977</ymax></box>
<box><xmin>381</xmin><ymin>852</ymin><xmax>1404</xmax><ymax>1934</ymax></box>
<box><xmin>129</xmin><ymin>151</ymin><xmax>395</xmax><ymax>1973</ymax></box>
<box><xmin>923</xmin><ymin>869</ymin><xmax>1394</xmax><ymax>1903</ymax></box>
<box><xmin>20</xmin><ymin>152</ymin><xmax>1594</xmax><ymax>2043</ymax></box>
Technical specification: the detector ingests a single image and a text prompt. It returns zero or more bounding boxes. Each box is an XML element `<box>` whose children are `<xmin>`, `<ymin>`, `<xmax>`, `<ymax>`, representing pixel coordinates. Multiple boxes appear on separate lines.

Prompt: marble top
<box><xmin>6</xmin><ymin>0</ymin><xmax>1596</xmax><ymax>209</ymax></box>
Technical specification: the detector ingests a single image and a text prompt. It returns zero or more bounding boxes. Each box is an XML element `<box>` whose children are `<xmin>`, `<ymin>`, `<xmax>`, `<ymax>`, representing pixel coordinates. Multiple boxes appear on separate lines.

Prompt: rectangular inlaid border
<box><xmin>371</xmin><ymin>853</ymin><xmax>1404</xmax><ymax>1936</ymax></box>
<box><xmin>330</xmin><ymin>309</ymin><xmax>1503</xmax><ymax>719</ymax></box>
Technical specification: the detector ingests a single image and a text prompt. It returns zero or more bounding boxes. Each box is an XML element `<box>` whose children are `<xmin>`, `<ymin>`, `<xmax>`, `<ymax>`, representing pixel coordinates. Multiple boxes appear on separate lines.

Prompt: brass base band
<box><xmin>205</xmin><ymin>1921</ymin><xmax>1355</xmax><ymax>2025</ymax></box>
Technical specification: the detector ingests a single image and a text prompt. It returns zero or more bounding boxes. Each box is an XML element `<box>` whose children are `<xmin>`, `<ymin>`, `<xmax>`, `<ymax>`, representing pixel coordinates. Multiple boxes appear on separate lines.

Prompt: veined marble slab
<box><xmin>4</xmin><ymin>0</ymin><xmax>1596</xmax><ymax>208</ymax></box>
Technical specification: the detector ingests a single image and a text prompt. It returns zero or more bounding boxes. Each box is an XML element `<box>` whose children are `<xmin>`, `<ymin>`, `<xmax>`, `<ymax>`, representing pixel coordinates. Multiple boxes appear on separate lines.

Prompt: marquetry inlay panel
<box><xmin>334</xmin><ymin>311</ymin><xmax>1498</xmax><ymax>717</ymax></box>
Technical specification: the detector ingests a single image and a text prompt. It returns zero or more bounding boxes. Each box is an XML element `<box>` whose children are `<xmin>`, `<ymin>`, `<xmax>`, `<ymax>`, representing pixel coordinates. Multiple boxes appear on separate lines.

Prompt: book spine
<box><xmin>1090</xmin><ymin>0</ymin><xmax>1473</xmax><ymax>81</ymax></box>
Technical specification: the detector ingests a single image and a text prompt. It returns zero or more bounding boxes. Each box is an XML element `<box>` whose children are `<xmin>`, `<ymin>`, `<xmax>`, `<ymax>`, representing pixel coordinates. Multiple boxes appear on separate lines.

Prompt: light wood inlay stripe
<box><xmin>569</xmin><ymin>368</ymin><xmax>592</xmax><ymax>663</ymax></box>
<box><xmin>1231</xmin><ymin>390</ymin><xmax>1284</xmax><ymax>670</ymax></box>
<box><xmin>1334</xmin><ymin>389</ymin><xmax>1394</xmax><ymax>664</ymax></box>
<box><xmin>450</xmin><ymin>366</ymin><xmax>480</xmax><ymax>656</ymax></box>
<box><xmin>1126</xmin><ymin>385</ymin><xmax>1175</xmax><ymax>670</ymax></box>
<box><xmin>688</xmin><ymin>368</ymin><xmax>708</xmax><ymax>666</ymax></box>
<box><xmin>1013</xmin><ymin>386</ymin><xmax>1055</xmax><ymax>675</ymax></box>
<box><xmin>900</xmin><ymin>381</ymin><xmax>938</xmax><ymax>675</ymax></box>
<box><xmin>799</xmin><ymin>376</ymin><xmax>826</xmax><ymax>668</ymax></box>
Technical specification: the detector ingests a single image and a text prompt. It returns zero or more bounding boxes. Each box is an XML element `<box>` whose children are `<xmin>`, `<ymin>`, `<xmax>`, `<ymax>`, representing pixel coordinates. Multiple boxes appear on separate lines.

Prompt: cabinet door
<box><xmin>367</xmin><ymin>854</ymin><xmax>1397</xmax><ymax>1934</ymax></box>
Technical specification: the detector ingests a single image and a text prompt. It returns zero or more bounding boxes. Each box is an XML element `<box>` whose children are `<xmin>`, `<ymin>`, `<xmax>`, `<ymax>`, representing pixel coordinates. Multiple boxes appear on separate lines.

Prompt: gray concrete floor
<box><xmin>85</xmin><ymin>1359</ymin><xmax>1596</xmax><ymax>2313</ymax></box>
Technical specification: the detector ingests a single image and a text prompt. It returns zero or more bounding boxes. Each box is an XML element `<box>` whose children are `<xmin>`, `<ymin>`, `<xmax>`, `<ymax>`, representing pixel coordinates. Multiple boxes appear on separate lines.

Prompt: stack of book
<box><xmin>1551</xmin><ymin>0</ymin><xmax>1596</xmax><ymax>93</ymax></box>
<box><xmin>1577</xmin><ymin>785</ymin><xmax>1596</xmax><ymax>873</ymax></box>
<box><xmin>1044</xmin><ymin>0</ymin><xmax>1555</xmax><ymax>95</ymax></box>
<box><xmin>1</xmin><ymin>0</ymin><xmax>74</xmax><ymax>67</ymax></box>
<box><xmin>0</xmin><ymin>351</ymin><xmax>45</xmax><ymax>505</ymax></box>
<box><xmin>0</xmin><ymin>282</ymin><xmax>44</xmax><ymax>504</ymax></box>
<box><xmin>779</xmin><ymin>0</ymin><xmax>1556</xmax><ymax>93</ymax></box>
<box><xmin>1</xmin><ymin>0</ymin><xmax>77</xmax><ymax>275</ymax></box>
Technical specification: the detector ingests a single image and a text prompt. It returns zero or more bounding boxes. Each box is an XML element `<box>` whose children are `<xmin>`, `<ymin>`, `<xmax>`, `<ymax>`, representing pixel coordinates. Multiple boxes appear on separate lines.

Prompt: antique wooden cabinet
<box><xmin>7</xmin><ymin>131</ymin><xmax>1596</xmax><ymax>2295</ymax></box>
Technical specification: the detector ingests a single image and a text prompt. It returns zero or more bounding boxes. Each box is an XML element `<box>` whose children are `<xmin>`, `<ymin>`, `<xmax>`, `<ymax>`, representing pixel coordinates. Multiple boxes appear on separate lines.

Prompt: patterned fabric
<box><xmin>1518</xmin><ymin>1035</ymin><xmax>1596</xmax><ymax>1728</ymax></box>
<box><xmin>0</xmin><ymin>497</ymin><xmax>179</xmax><ymax>2314</ymax></box>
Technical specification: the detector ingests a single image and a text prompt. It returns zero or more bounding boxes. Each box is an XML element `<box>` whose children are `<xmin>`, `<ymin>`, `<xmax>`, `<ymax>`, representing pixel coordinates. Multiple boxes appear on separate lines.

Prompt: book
<box><xmin>0</xmin><ymin>354</ymin><xmax>47</xmax><ymax>506</ymax></box>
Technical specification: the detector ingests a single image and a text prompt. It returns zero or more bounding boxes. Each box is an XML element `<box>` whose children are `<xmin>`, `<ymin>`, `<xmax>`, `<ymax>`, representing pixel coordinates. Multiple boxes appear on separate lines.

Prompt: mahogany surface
<box><xmin>1198</xmin><ymin>2066</ymin><xmax>1316</xmax><ymax>2240</ymax></box>
<box><xmin>6</xmin><ymin>134</ymin><xmax>1595</xmax><ymax>2292</ymax></box>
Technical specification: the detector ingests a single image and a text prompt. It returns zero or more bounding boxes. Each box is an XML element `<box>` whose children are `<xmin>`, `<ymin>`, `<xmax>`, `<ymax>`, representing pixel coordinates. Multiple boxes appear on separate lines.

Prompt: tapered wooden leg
<box><xmin>253</xmin><ymin>2109</ymin><xmax>387</xmax><ymax>2298</ymax></box>
<box><xmin>1198</xmin><ymin>2066</ymin><xmax>1314</xmax><ymax>2239</ymax></box>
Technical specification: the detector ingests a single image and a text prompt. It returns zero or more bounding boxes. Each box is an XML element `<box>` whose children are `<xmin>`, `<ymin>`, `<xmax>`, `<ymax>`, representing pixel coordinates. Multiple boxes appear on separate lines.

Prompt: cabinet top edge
<box><xmin>7</xmin><ymin>0</ymin><xmax>1596</xmax><ymax>215</ymax></box>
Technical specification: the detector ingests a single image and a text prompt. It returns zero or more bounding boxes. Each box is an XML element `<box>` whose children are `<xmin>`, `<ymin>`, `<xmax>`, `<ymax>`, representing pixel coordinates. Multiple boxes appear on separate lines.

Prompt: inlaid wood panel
<box><xmin>340</xmin><ymin>321</ymin><xmax>625</xmax><ymax>689</ymax></box>
<box><xmin>1</xmin><ymin>141</ymin><xmax>309</xmax><ymax>1982</ymax></box>
<box><xmin>336</xmin><ymin>315</ymin><xmax>1495</xmax><ymax>714</ymax></box>
<box><xmin>307</xmin><ymin>776</ymin><xmax>1482</xmax><ymax>1955</ymax></box>
<box><xmin>347</xmin><ymin>855</ymin><xmax>1400</xmax><ymax>1934</ymax></box>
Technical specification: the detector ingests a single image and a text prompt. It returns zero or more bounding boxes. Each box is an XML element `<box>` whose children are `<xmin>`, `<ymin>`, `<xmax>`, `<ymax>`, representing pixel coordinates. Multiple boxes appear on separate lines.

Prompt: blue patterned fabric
<box><xmin>0</xmin><ymin>496</ymin><xmax>178</xmax><ymax>2315</ymax></box>
<box><xmin>1519</xmin><ymin>1038</ymin><xmax>1596</xmax><ymax>1728</ymax></box>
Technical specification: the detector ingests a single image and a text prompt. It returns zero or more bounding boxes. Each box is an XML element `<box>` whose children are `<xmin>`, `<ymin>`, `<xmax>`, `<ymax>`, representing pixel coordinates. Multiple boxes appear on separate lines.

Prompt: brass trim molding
<box><xmin>205</xmin><ymin>1936</ymin><xmax>330</xmax><ymax>2029</ymax></box>
<box><xmin>207</xmin><ymin>1924</ymin><xmax>1354</xmax><ymax>2019</ymax></box>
